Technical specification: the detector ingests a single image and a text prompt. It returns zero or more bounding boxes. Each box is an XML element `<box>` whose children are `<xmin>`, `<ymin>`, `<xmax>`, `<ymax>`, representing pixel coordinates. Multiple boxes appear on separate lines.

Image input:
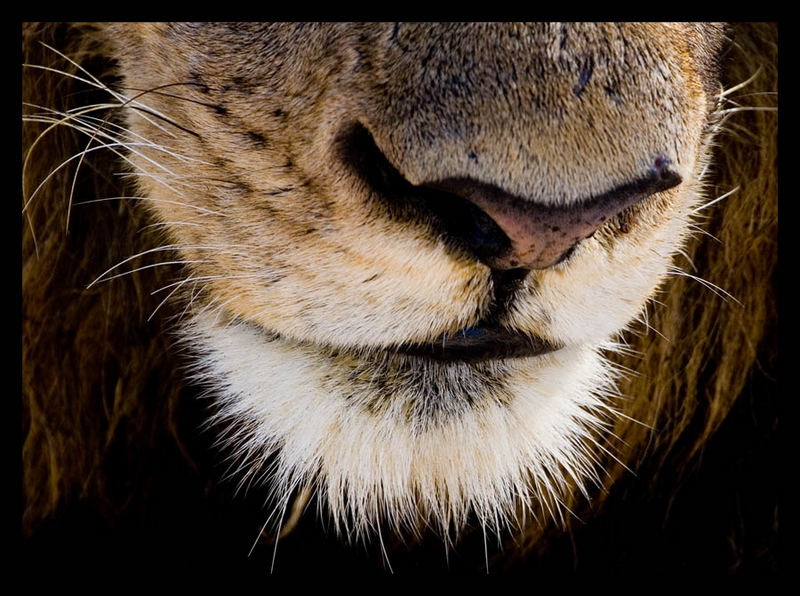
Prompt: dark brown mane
<box><xmin>22</xmin><ymin>22</ymin><xmax>189</xmax><ymax>533</ymax></box>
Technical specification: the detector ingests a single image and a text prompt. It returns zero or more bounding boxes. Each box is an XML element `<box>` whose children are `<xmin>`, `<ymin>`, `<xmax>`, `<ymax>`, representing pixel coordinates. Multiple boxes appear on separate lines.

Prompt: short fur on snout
<box><xmin>22</xmin><ymin>22</ymin><xmax>777</xmax><ymax>562</ymax></box>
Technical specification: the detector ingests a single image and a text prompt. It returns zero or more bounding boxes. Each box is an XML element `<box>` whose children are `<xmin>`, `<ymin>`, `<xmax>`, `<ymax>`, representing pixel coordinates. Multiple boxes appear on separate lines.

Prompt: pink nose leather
<box><xmin>429</xmin><ymin>162</ymin><xmax>681</xmax><ymax>270</ymax></box>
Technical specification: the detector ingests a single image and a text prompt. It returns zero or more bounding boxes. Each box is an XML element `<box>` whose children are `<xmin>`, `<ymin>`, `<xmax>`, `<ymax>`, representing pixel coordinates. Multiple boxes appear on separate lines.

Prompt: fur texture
<box><xmin>22</xmin><ymin>22</ymin><xmax>777</xmax><ymax>574</ymax></box>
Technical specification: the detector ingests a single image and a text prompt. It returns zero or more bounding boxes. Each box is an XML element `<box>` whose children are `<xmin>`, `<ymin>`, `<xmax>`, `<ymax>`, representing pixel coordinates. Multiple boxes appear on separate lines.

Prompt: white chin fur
<box><xmin>183</xmin><ymin>311</ymin><xmax>620</xmax><ymax>540</ymax></box>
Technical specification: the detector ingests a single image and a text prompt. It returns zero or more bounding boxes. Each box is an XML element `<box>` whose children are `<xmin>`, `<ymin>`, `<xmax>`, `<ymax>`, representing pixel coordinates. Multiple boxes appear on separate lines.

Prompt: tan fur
<box><xmin>22</xmin><ymin>23</ymin><xmax>777</xmax><ymax>564</ymax></box>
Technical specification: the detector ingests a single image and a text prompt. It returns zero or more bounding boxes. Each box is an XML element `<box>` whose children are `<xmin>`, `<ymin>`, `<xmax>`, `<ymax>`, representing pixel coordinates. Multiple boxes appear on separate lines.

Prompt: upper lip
<box><xmin>391</xmin><ymin>324</ymin><xmax>562</xmax><ymax>362</ymax></box>
<box><xmin>336</xmin><ymin>123</ymin><xmax>564</xmax><ymax>362</ymax></box>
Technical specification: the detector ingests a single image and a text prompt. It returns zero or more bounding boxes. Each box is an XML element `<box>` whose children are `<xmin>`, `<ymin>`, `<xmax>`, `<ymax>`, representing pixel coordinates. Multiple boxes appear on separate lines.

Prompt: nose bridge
<box><xmin>360</xmin><ymin>22</ymin><xmax>695</xmax><ymax>206</ymax></box>
<box><xmin>372</xmin><ymin>22</ymin><xmax>552</xmax><ymax>146</ymax></box>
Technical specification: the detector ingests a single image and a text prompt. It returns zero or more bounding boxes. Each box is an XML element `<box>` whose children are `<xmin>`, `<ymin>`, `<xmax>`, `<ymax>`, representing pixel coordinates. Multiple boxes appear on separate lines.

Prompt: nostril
<box><xmin>337</xmin><ymin>123</ymin><xmax>514</xmax><ymax>262</ymax></box>
<box><xmin>422</xmin><ymin>191</ymin><xmax>513</xmax><ymax>265</ymax></box>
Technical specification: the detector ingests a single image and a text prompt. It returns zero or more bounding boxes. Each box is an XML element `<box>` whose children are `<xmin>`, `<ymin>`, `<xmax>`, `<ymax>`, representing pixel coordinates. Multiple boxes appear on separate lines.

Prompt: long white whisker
<box><xmin>86</xmin><ymin>244</ymin><xmax>219</xmax><ymax>288</ymax></box>
<box><xmin>94</xmin><ymin>260</ymin><xmax>207</xmax><ymax>286</ymax></box>
<box><xmin>75</xmin><ymin>196</ymin><xmax>225</xmax><ymax>217</ymax></box>
<box><xmin>24</xmin><ymin>133</ymin><xmax>193</xmax><ymax>217</ymax></box>
<box><xmin>717</xmin><ymin>67</ymin><xmax>762</xmax><ymax>98</ymax></box>
<box><xmin>27</xmin><ymin>107</ymin><xmax>210</xmax><ymax>168</ymax></box>
<box><xmin>37</xmin><ymin>43</ymin><xmax>186</xmax><ymax>129</ymax></box>
<box><xmin>151</xmin><ymin>272</ymin><xmax>275</xmax><ymax>295</ymax></box>
<box><xmin>115</xmin><ymin>171</ymin><xmax>213</xmax><ymax>205</ymax></box>
<box><xmin>23</xmin><ymin>102</ymin><xmax>124</xmax><ymax>204</ymax></box>
<box><xmin>691</xmin><ymin>186</ymin><xmax>739</xmax><ymax>214</ymax></box>
<box><xmin>716</xmin><ymin>106</ymin><xmax>777</xmax><ymax>115</ymax></box>
<box><xmin>23</xmin><ymin>141</ymin><xmax>129</xmax><ymax>214</ymax></box>
<box><xmin>665</xmin><ymin>265</ymin><xmax>742</xmax><ymax>305</ymax></box>
<box><xmin>139</xmin><ymin>220</ymin><xmax>202</xmax><ymax>232</ymax></box>
<box><xmin>23</xmin><ymin>63</ymin><xmax>106</xmax><ymax>93</ymax></box>
<box><xmin>26</xmin><ymin>60</ymin><xmax>176</xmax><ymax>139</ymax></box>
<box><xmin>248</xmin><ymin>518</ymin><xmax>272</xmax><ymax>559</ymax></box>
<box><xmin>148</xmin><ymin>275</ymin><xmax>195</xmax><ymax>322</ymax></box>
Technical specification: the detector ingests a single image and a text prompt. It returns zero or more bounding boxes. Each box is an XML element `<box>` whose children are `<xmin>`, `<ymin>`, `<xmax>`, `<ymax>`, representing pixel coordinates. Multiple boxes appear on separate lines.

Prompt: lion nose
<box><xmin>424</xmin><ymin>161</ymin><xmax>682</xmax><ymax>270</ymax></box>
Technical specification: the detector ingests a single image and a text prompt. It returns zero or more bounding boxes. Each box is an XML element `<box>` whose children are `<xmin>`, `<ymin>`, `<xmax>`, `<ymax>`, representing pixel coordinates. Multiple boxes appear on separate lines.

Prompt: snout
<box><xmin>334</xmin><ymin>23</ymin><xmax>705</xmax><ymax>272</ymax></box>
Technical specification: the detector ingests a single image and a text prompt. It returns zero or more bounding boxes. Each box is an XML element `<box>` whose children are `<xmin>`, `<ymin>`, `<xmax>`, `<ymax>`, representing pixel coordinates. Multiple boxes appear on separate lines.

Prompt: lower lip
<box><xmin>393</xmin><ymin>325</ymin><xmax>561</xmax><ymax>363</ymax></box>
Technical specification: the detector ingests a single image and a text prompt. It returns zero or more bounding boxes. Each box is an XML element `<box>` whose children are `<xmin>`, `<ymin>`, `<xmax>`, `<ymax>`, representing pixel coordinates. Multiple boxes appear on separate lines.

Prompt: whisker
<box><xmin>114</xmin><ymin>171</ymin><xmax>214</xmax><ymax>204</ymax></box>
<box><xmin>23</xmin><ymin>102</ymin><xmax>124</xmax><ymax>205</ymax></box>
<box><xmin>249</xmin><ymin>517</ymin><xmax>272</xmax><ymax>559</ymax></box>
<box><xmin>125</xmin><ymin>104</ymin><xmax>201</xmax><ymax>139</ymax></box>
<box><xmin>673</xmin><ymin>247</ymin><xmax>697</xmax><ymax>273</ymax></box>
<box><xmin>27</xmin><ymin>102</ymin><xmax>211</xmax><ymax>167</ymax></box>
<box><xmin>24</xmin><ymin>211</ymin><xmax>39</xmax><ymax>258</ymax></box>
<box><xmin>24</xmin><ymin>140</ymin><xmax>132</xmax><ymax>214</ymax></box>
<box><xmin>31</xmin><ymin>45</ymin><xmax>201</xmax><ymax>141</ymax></box>
<box><xmin>151</xmin><ymin>272</ymin><xmax>278</xmax><ymax>295</ymax></box>
<box><xmin>24</xmin><ymin>132</ymin><xmax>206</xmax><ymax>220</ymax></box>
<box><xmin>24</xmin><ymin>62</ymin><xmax>106</xmax><ymax>94</ymax></box>
<box><xmin>718</xmin><ymin>67</ymin><xmax>762</xmax><ymax>98</ymax></box>
<box><xmin>691</xmin><ymin>186</ymin><xmax>739</xmax><ymax>215</ymax></box>
<box><xmin>139</xmin><ymin>220</ymin><xmax>202</xmax><ymax>232</ymax></box>
<box><xmin>725</xmin><ymin>91</ymin><xmax>777</xmax><ymax>100</ymax></box>
<box><xmin>24</xmin><ymin>111</ymin><xmax>202</xmax><ymax>215</ymax></box>
<box><xmin>85</xmin><ymin>243</ymin><xmax>217</xmax><ymax>288</ymax></box>
<box><xmin>716</xmin><ymin>106</ymin><xmax>778</xmax><ymax>115</ymax></box>
<box><xmin>179</xmin><ymin>283</ymin><xmax>205</xmax><ymax>321</ymax></box>
<box><xmin>94</xmin><ymin>259</ymin><xmax>208</xmax><ymax>286</ymax></box>
<box><xmin>148</xmin><ymin>274</ymin><xmax>195</xmax><ymax>322</ymax></box>
<box><xmin>599</xmin><ymin>404</ymin><xmax>653</xmax><ymax>430</ymax></box>
<box><xmin>376</xmin><ymin>519</ymin><xmax>394</xmax><ymax>574</ymax></box>
<box><xmin>120</xmin><ymin>82</ymin><xmax>220</xmax><ymax>110</ymax></box>
<box><xmin>719</xmin><ymin>120</ymin><xmax>763</xmax><ymax>141</ymax></box>
<box><xmin>665</xmin><ymin>265</ymin><xmax>741</xmax><ymax>305</ymax></box>
<box><xmin>686</xmin><ymin>224</ymin><xmax>721</xmax><ymax>243</ymax></box>
<box><xmin>27</xmin><ymin>50</ymin><xmax>182</xmax><ymax>138</ymax></box>
<box><xmin>74</xmin><ymin>196</ymin><xmax>225</xmax><ymax>217</ymax></box>
<box><xmin>65</xmin><ymin>113</ymin><xmax>110</xmax><ymax>232</ymax></box>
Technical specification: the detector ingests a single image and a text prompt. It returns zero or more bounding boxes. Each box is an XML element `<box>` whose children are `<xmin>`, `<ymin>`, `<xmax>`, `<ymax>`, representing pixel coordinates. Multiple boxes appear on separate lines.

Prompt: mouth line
<box><xmin>236</xmin><ymin>317</ymin><xmax>560</xmax><ymax>365</ymax></box>
<box><xmin>391</xmin><ymin>324</ymin><xmax>562</xmax><ymax>363</ymax></box>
